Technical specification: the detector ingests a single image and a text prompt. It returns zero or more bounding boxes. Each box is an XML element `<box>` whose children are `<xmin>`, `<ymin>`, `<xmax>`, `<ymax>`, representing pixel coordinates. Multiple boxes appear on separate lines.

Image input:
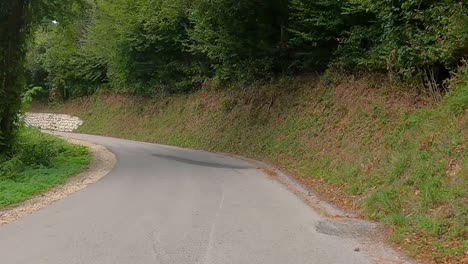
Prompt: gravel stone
<box><xmin>25</xmin><ymin>113</ymin><xmax>83</xmax><ymax>132</ymax></box>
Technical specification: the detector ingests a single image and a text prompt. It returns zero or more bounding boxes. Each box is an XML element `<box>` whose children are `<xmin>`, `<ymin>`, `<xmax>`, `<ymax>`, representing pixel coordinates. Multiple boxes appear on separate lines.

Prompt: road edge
<box><xmin>0</xmin><ymin>136</ymin><xmax>116</xmax><ymax>226</ymax></box>
<box><xmin>22</xmin><ymin>131</ymin><xmax>417</xmax><ymax>263</ymax></box>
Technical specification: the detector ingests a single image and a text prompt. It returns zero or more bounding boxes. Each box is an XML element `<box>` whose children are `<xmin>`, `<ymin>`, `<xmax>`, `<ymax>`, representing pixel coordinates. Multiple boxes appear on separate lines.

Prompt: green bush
<box><xmin>0</xmin><ymin>127</ymin><xmax>90</xmax><ymax>207</ymax></box>
<box><xmin>354</xmin><ymin>0</ymin><xmax>468</xmax><ymax>82</ymax></box>
<box><xmin>0</xmin><ymin>157</ymin><xmax>23</xmax><ymax>179</ymax></box>
<box><xmin>0</xmin><ymin>129</ymin><xmax>63</xmax><ymax>173</ymax></box>
<box><xmin>188</xmin><ymin>0</ymin><xmax>288</xmax><ymax>83</ymax></box>
<box><xmin>27</xmin><ymin>7</ymin><xmax>106</xmax><ymax>101</ymax></box>
<box><xmin>114</xmin><ymin>0</ymin><xmax>208</xmax><ymax>93</ymax></box>
<box><xmin>288</xmin><ymin>0</ymin><xmax>349</xmax><ymax>70</ymax></box>
<box><xmin>445</xmin><ymin>63</ymin><xmax>468</xmax><ymax>114</ymax></box>
<box><xmin>15</xmin><ymin>138</ymin><xmax>60</xmax><ymax>167</ymax></box>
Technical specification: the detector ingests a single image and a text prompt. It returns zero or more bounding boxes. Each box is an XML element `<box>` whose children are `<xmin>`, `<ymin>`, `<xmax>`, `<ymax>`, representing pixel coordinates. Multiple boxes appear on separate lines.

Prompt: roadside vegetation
<box><xmin>23</xmin><ymin>0</ymin><xmax>468</xmax><ymax>100</ymax></box>
<box><xmin>40</xmin><ymin>67</ymin><xmax>467</xmax><ymax>263</ymax></box>
<box><xmin>0</xmin><ymin>128</ymin><xmax>90</xmax><ymax>208</ymax></box>
<box><xmin>1</xmin><ymin>0</ymin><xmax>467</xmax><ymax>262</ymax></box>
<box><xmin>0</xmin><ymin>68</ymin><xmax>90</xmax><ymax>209</ymax></box>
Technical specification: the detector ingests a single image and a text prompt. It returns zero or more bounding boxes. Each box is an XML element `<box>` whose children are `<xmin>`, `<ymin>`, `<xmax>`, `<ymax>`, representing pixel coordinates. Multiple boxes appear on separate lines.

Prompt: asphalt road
<box><xmin>0</xmin><ymin>133</ymin><xmax>414</xmax><ymax>264</ymax></box>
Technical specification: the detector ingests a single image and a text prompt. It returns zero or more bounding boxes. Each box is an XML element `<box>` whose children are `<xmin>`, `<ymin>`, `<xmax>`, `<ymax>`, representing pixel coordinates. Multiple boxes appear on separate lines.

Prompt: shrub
<box><xmin>0</xmin><ymin>129</ymin><xmax>66</xmax><ymax>179</ymax></box>
<box><xmin>445</xmin><ymin>63</ymin><xmax>468</xmax><ymax>114</ymax></box>
<box><xmin>188</xmin><ymin>0</ymin><xmax>288</xmax><ymax>83</ymax></box>
<box><xmin>362</xmin><ymin>0</ymin><xmax>468</xmax><ymax>87</ymax></box>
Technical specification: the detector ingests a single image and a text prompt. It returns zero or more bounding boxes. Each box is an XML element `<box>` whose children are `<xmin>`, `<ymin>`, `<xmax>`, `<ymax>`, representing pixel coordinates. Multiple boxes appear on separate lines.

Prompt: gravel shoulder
<box><xmin>0</xmin><ymin>135</ymin><xmax>116</xmax><ymax>226</ymax></box>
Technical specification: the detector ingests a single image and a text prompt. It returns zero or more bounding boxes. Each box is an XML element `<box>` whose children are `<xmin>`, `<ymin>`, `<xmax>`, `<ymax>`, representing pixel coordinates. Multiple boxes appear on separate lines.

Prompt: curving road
<box><xmin>0</xmin><ymin>133</ymin><xmax>414</xmax><ymax>264</ymax></box>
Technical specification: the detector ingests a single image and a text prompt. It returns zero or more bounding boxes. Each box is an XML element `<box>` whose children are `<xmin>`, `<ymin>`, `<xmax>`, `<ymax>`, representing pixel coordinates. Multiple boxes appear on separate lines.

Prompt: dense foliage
<box><xmin>188</xmin><ymin>0</ymin><xmax>288</xmax><ymax>83</ymax></box>
<box><xmin>2</xmin><ymin>0</ymin><xmax>468</xmax><ymax>155</ymax></box>
<box><xmin>354</xmin><ymin>0</ymin><xmax>468</xmax><ymax>97</ymax></box>
<box><xmin>24</xmin><ymin>0</ymin><xmax>468</xmax><ymax>98</ymax></box>
<box><xmin>0</xmin><ymin>1</ymin><xmax>27</xmax><ymax>154</ymax></box>
<box><xmin>0</xmin><ymin>0</ymin><xmax>83</xmax><ymax>154</ymax></box>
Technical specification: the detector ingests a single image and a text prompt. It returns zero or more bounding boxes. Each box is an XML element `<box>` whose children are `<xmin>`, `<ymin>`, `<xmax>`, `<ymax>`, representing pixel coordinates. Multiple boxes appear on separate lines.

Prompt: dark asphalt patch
<box><xmin>152</xmin><ymin>153</ymin><xmax>252</xmax><ymax>169</ymax></box>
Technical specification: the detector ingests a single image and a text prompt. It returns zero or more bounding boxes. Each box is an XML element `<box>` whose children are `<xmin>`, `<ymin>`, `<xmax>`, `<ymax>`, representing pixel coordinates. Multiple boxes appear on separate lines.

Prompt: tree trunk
<box><xmin>0</xmin><ymin>0</ymin><xmax>27</xmax><ymax>154</ymax></box>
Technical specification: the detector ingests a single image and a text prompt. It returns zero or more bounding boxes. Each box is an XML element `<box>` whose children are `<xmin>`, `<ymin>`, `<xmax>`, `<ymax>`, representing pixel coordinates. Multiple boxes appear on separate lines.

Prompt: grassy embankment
<box><xmin>0</xmin><ymin>128</ymin><xmax>90</xmax><ymax>209</ymax></box>
<box><xmin>40</xmin><ymin>72</ymin><xmax>467</xmax><ymax>263</ymax></box>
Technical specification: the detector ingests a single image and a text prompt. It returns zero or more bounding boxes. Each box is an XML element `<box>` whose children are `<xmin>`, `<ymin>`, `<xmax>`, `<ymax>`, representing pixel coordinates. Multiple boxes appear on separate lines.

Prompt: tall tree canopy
<box><xmin>25</xmin><ymin>0</ymin><xmax>467</xmax><ymax>98</ymax></box>
<box><xmin>2</xmin><ymin>0</ymin><xmax>467</xmax><ymax>154</ymax></box>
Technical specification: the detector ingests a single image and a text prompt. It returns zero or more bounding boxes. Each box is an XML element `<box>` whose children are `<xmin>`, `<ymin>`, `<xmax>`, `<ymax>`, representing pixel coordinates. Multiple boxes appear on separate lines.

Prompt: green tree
<box><xmin>348</xmin><ymin>0</ymin><xmax>468</xmax><ymax>89</ymax></box>
<box><xmin>0</xmin><ymin>0</ymin><xmax>82</xmax><ymax>154</ymax></box>
<box><xmin>0</xmin><ymin>1</ymin><xmax>28</xmax><ymax>154</ymax></box>
<box><xmin>31</xmin><ymin>11</ymin><xmax>106</xmax><ymax>100</ymax></box>
<box><xmin>288</xmin><ymin>0</ymin><xmax>345</xmax><ymax>70</ymax></box>
<box><xmin>80</xmin><ymin>0</ymin><xmax>203</xmax><ymax>93</ymax></box>
<box><xmin>125</xmin><ymin>0</ymin><xmax>210</xmax><ymax>93</ymax></box>
<box><xmin>188</xmin><ymin>0</ymin><xmax>289</xmax><ymax>84</ymax></box>
<box><xmin>22</xmin><ymin>0</ymin><xmax>468</xmax><ymax>100</ymax></box>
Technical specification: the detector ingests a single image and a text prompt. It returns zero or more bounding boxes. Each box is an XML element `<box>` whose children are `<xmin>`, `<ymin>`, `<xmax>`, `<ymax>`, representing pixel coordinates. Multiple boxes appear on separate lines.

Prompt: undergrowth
<box><xmin>0</xmin><ymin>128</ymin><xmax>90</xmax><ymax>208</ymax></box>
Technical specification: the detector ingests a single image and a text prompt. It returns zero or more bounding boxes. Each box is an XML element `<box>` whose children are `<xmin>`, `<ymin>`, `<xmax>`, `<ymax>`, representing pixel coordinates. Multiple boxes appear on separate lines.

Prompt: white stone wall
<box><xmin>25</xmin><ymin>113</ymin><xmax>83</xmax><ymax>132</ymax></box>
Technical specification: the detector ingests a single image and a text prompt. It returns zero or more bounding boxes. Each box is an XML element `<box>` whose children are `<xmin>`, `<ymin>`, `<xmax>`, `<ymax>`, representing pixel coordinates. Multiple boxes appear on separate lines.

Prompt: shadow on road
<box><xmin>151</xmin><ymin>153</ymin><xmax>252</xmax><ymax>169</ymax></box>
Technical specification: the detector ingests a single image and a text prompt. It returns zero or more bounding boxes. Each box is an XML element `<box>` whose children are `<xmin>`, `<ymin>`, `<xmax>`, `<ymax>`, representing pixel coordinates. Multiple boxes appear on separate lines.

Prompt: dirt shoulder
<box><xmin>0</xmin><ymin>137</ymin><xmax>116</xmax><ymax>226</ymax></box>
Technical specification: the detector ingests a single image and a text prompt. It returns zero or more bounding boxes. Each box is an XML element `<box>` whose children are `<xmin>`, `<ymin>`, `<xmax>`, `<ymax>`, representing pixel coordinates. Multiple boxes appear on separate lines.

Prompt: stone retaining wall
<box><xmin>25</xmin><ymin>113</ymin><xmax>83</xmax><ymax>132</ymax></box>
